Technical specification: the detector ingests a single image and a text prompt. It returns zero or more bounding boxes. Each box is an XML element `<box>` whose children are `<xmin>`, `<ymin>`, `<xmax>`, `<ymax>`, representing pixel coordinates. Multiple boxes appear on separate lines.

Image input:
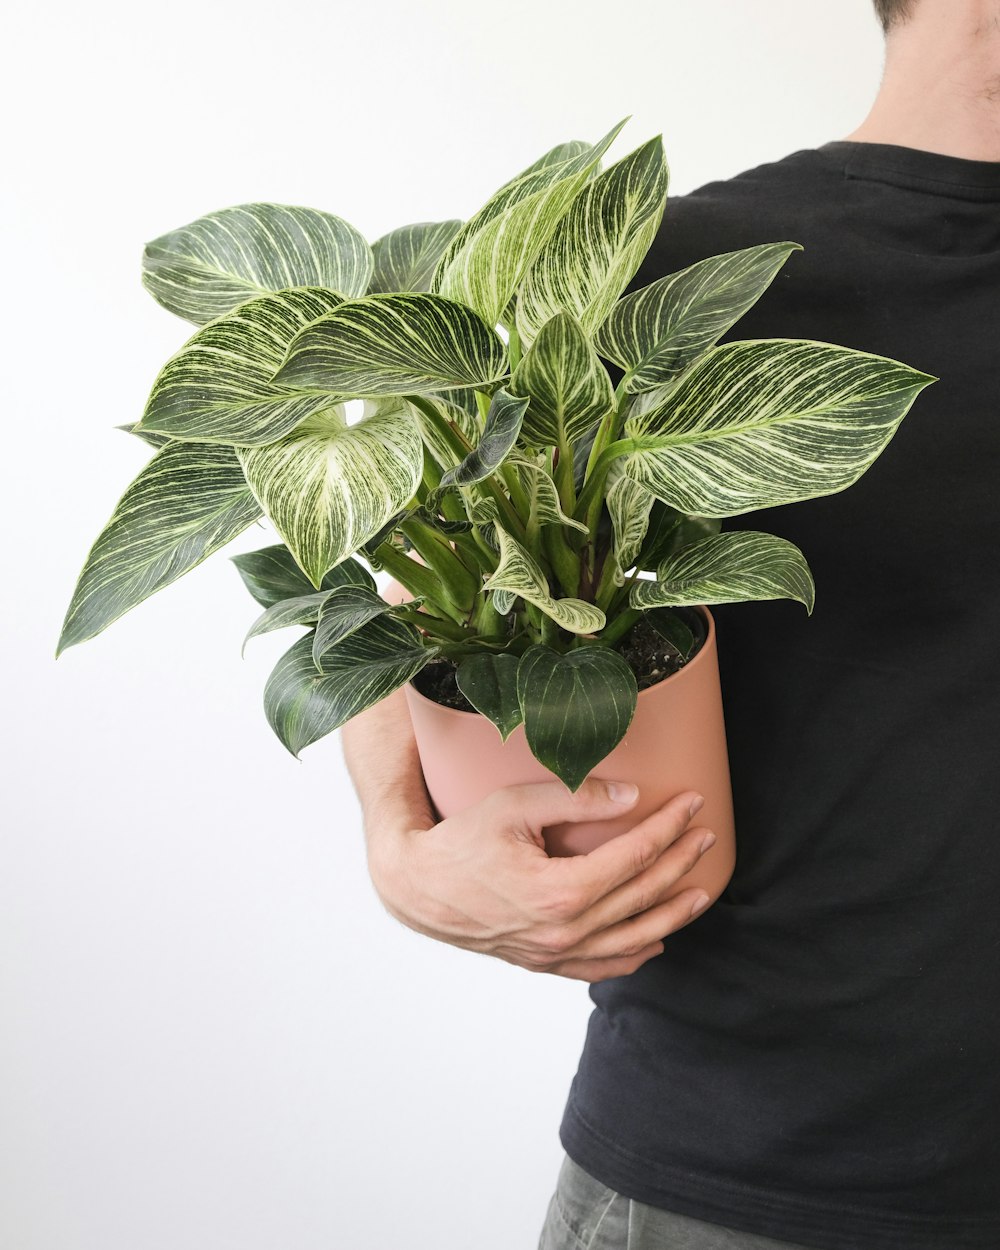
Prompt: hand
<box><xmin>366</xmin><ymin>778</ymin><xmax>716</xmax><ymax>982</ymax></box>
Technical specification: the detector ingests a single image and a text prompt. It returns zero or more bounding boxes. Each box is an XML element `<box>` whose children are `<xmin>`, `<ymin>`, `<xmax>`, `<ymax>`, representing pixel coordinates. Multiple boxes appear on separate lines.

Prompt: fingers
<box><xmin>530</xmin><ymin>940</ymin><xmax>667</xmax><ymax>983</ymax></box>
<box><xmin>538</xmin><ymin>788</ymin><xmax>706</xmax><ymax>916</ymax></box>
<box><xmin>546</xmin><ymin>882</ymin><xmax>712</xmax><ymax>966</ymax></box>
<box><xmin>488</xmin><ymin>774</ymin><xmax>644</xmax><ymax>836</ymax></box>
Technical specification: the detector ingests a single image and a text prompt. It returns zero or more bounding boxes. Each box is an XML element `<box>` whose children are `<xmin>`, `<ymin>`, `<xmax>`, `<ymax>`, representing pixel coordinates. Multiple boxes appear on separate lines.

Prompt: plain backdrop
<box><xmin>1</xmin><ymin>2</ymin><xmax>886</xmax><ymax>1247</ymax></box>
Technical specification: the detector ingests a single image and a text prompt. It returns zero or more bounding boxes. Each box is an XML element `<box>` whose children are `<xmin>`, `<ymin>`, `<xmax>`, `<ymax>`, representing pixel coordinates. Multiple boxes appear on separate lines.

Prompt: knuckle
<box><xmin>534</xmin><ymin>924</ymin><xmax>576</xmax><ymax>956</ymax></box>
<box><xmin>538</xmin><ymin>886</ymin><xmax>584</xmax><ymax>923</ymax></box>
<box><xmin>629</xmin><ymin>834</ymin><xmax>659</xmax><ymax>876</ymax></box>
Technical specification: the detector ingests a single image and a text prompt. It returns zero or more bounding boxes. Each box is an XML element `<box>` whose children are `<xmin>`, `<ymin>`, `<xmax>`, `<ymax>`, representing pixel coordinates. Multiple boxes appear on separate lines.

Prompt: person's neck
<box><xmin>842</xmin><ymin>3</ymin><xmax>1000</xmax><ymax>161</ymax></box>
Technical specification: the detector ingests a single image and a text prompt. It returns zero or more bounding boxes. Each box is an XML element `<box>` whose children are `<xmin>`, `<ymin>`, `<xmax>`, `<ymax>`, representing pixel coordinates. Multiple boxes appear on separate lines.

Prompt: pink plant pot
<box><xmin>384</xmin><ymin>579</ymin><xmax>736</xmax><ymax>904</ymax></box>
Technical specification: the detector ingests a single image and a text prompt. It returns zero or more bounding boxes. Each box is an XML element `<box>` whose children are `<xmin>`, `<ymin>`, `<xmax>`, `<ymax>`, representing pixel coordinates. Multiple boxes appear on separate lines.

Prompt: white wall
<box><xmin>0</xmin><ymin>2</ymin><xmax>883</xmax><ymax>1247</ymax></box>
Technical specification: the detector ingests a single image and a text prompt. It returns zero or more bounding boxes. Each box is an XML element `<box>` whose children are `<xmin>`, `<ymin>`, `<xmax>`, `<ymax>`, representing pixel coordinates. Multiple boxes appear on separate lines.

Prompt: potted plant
<box><xmin>57</xmin><ymin>115</ymin><xmax>936</xmax><ymax>912</ymax></box>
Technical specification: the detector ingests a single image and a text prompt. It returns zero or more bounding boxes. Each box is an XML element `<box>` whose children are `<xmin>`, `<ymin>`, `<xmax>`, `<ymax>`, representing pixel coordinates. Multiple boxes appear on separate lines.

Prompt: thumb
<box><xmin>490</xmin><ymin>775</ymin><xmax>640</xmax><ymax>833</ymax></box>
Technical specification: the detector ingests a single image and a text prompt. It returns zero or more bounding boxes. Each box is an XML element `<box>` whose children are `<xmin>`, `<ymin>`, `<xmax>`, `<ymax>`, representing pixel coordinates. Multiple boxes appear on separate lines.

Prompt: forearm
<box><xmin>340</xmin><ymin>686</ymin><xmax>437</xmax><ymax>848</ymax></box>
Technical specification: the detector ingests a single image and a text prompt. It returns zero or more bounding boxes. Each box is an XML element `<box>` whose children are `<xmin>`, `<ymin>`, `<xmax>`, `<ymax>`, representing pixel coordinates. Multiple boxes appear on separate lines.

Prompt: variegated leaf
<box><xmin>492</xmin><ymin>588</ymin><xmax>517</xmax><ymax>614</ymax></box>
<box><xmin>236</xmin><ymin>397</ymin><xmax>423</xmax><ymax>587</ymax></box>
<box><xmin>482</xmin><ymin>524</ymin><xmax>605</xmax><ymax>635</ymax></box>
<box><xmin>406</xmin><ymin>394</ymin><xmax>483</xmax><ymax>471</ymax></box>
<box><xmin>264</xmin><ymin>619</ymin><xmax>437</xmax><ymax>757</ymax></box>
<box><xmin>136</xmin><ymin>288</ymin><xmax>347</xmax><ymax>444</ymax></box>
<box><xmin>313</xmin><ymin>585</ymin><xmax>416</xmax><ymax>664</ymax></box>
<box><xmin>270</xmin><ymin>292</ymin><xmax>508</xmax><ymax>396</ymax></box>
<box><xmin>242</xmin><ymin>591</ymin><xmax>332</xmax><ymax>656</ymax></box>
<box><xmin>516</xmin><ymin>644</ymin><xmax>638</xmax><ymax>792</ymax></box>
<box><xmin>630</xmin><ymin>530</ymin><xmax>815</xmax><ymax>612</ymax></box>
<box><xmin>368</xmin><ymin>220</ymin><xmax>464</xmax><ymax>293</ymax></box>
<box><xmin>605</xmin><ymin>474</ymin><xmax>655</xmax><ymax>586</ymax></box>
<box><xmin>58</xmin><ymin>441</ymin><xmax>260</xmax><ymax>655</ymax></box>
<box><xmin>515</xmin><ymin>137</ymin><xmax>668</xmax><ymax>350</ymax></box>
<box><xmin>142</xmin><ymin>203</ymin><xmax>373</xmax><ymax>325</ymax></box>
<box><xmin>429</xmin><ymin>117</ymin><xmax>630</xmax><ymax>327</ymax></box>
<box><xmin>506</xmin><ymin>451</ymin><xmax>589</xmax><ymax>534</ymax></box>
<box><xmin>435</xmin><ymin>388</ymin><xmax>528</xmax><ymax>494</ymax></box>
<box><xmin>455</xmin><ymin>652</ymin><xmax>523</xmax><ymax>741</ymax></box>
<box><xmin>116</xmin><ymin>421</ymin><xmax>171</xmax><ymax>450</ymax></box>
<box><xmin>594</xmin><ymin>242</ymin><xmax>804</xmax><ymax>392</ymax></box>
<box><xmin>623</xmin><ymin>339</ymin><xmax>937</xmax><ymax>516</ymax></box>
<box><xmin>232</xmin><ymin>545</ymin><xmax>376</xmax><ymax>608</ymax></box>
<box><xmin>509</xmin><ymin>312</ymin><xmax>615</xmax><ymax>447</ymax></box>
<box><xmin>637</xmin><ymin>510</ymin><xmax>720</xmax><ymax>571</ymax></box>
<box><xmin>240</xmin><ymin>557</ymin><xmax>381</xmax><ymax>654</ymax></box>
<box><xmin>492</xmin><ymin>140</ymin><xmax>594</xmax><ymax>195</ymax></box>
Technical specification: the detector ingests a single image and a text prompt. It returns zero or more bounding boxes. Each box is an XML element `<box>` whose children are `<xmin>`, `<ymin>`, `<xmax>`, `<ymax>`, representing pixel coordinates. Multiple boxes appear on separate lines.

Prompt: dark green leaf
<box><xmin>455</xmin><ymin>652</ymin><xmax>523</xmax><ymax>741</ymax></box>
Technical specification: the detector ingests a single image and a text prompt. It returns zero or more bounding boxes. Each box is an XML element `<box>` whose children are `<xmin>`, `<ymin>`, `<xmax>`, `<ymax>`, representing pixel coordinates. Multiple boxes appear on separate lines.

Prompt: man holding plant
<box><xmin>343</xmin><ymin>0</ymin><xmax>1000</xmax><ymax>1247</ymax></box>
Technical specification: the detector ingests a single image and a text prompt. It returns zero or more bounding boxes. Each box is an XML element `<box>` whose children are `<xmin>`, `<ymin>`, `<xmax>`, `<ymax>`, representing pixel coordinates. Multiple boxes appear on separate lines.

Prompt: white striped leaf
<box><xmin>482</xmin><ymin>524</ymin><xmax>605</xmax><ymax>635</ymax></box>
<box><xmin>57</xmin><ymin>441</ymin><xmax>261</xmax><ymax>655</ymax></box>
<box><xmin>241</xmin><ymin>591</ymin><xmax>332</xmax><ymax>656</ymax></box>
<box><xmin>509</xmin><ymin>312</ymin><xmax>615</xmax><ymax>447</ymax></box>
<box><xmin>433</xmin><ymin>388</ymin><xmax>529</xmax><ymax>498</ymax></box>
<box><xmin>236</xmin><ymin>397</ymin><xmax>423</xmax><ymax>587</ymax></box>
<box><xmin>516</xmin><ymin>644</ymin><xmax>638</xmax><ymax>792</ymax></box>
<box><xmin>232</xmin><ymin>545</ymin><xmax>376</xmax><ymax>608</ymax></box>
<box><xmin>264</xmin><ymin>619</ymin><xmax>438</xmax><ymax>757</ymax></box>
<box><xmin>605</xmin><ymin>473</ymin><xmax>655</xmax><ymax>586</ymax></box>
<box><xmin>515</xmin><ymin>137</ymin><xmax>668</xmax><ymax>350</ymax></box>
<box><xmin>622</xmin><ymin>339</ymin><xmax>938</xmax><ymax>516</ymax></box>
<box><xmin>455</xmin><ymin>652</ymin><xmax>523</xmax><ymax>741</ymax></box>
<box><xmin>406</xmin><ymin>394</ymin><xmax>483</xmax><ymax>470</ymax></box>
<box><xmin>493</xmin><ymin>589</ymin><xmax>517</xmax><ymax>615</ymax></box>
<box><xmin>506</xmin><ymin>451</ymin><xmax>589</xmax><ymax>534</ymax></box>
<box><xmin>594</xmin><ymin>242</ymin><xmax>803</xmax><ymax>392</ymax></box>
<box><xmin>428</xmin><ymin>117</ymin><xmax>629</xmax><ymax>328</ymax></box>
<box><xmin>270</xmin><ymin>292</ymin><xmax>508</xmax><ymax>396</ymax></box>
<box><xmin>630</xmin><ymin>530</ymin><xmax>815</xmax><ymax>612</ymax></box>
<box><xmin>312</xmin><ymin>585</ymin><xmax>418</xmax><ymax>665</ymax></box>
<box><xmin>492</xmin><ymin>140</ymin><xmax>594</xmax><ymax>195</ymax></box>
<box><xmin>116</xmin><ymin>421</ymin><xmax>171</xmax><ymax>450</ymax></box>
<box><xmin>137</xmin><ymin>288</ymin><xmax>347</xmax><ymax>444</ymax></box>
<box><xmin>240</xmin><ymin>558</ymin><xmax>381</xmax><ymax>654</ymax></box>
<box><xmin>369</xmin><ymin>221</ymin><xmax>464</xmax><ymax>293</ymax></box>
<box><xmin>142</xmin><ymin>203</ymin><xmax>373</xmax><ymax>325</ymax></box>
<box><xmin>637</xmin><ymin>510</ymin><xmax>720</xmax><ymax>571</ymax></box>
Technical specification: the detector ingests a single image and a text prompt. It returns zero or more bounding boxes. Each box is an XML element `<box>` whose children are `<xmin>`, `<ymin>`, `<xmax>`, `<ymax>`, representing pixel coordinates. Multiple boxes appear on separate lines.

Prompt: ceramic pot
<box><xmin>385</xmin><ymin>578</ymin><xmax>736</xmax><ymax>904</ymax></box>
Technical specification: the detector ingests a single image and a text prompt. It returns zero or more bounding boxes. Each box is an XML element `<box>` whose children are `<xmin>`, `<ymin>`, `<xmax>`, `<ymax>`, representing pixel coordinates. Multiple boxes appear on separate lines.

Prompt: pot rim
<box><xmin>404</xmin><ymin>603</ymin><xmax>716</xmax><ymax>719</ymax></box>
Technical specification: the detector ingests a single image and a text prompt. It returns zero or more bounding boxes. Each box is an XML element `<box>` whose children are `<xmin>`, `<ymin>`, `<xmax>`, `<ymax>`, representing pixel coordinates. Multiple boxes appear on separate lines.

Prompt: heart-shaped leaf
<box><xmin>630</xmin><ymin>530</ymin><xmax>816</xmax><ymax>612</ymax></box>
<box><xmin>623</xmin><ymin>339</ymin><xmax>937</xmax><ymax>515</ymax></box>
<box><xmin>236</xmin><ymin>397</ymin><xmax>423</xmax><ymax>587</ymax></box>
<box><xmin>594</xmin><ymin>241</ymin><xmax>803</xmax><ymax>392</ymax></box>
<box><xmin>516</xmin><ymin>644</ymin><xmax>638</xmax><ymax>791</ymax></box>
<box><xmin>136</xmin><ymin>288</ymin><xmax>347</xmax><ymax>444</ymax></box>
<box><xmin>270</xmin><ymin>292</ymin><xmax>508</xmax><ymax>396</ymax></box>
<box><xmin>515</xmin><ymin>136</ymin><xmax>669</xmax><ymax>350</ymax></box>
<box><xmin>455</xmin><ymin>652</ymin><xmax>523</xmax><ymax>741</ymax></box>
<box><xmin>142</xmin><ymin>203</ymin><xmax>373</xmax><ymax>325</ymax></box>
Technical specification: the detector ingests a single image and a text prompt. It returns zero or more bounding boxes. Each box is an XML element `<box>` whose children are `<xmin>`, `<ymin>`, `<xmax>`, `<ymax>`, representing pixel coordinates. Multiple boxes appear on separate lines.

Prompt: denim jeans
<box><xmin>538</xmin><ymin>1153</ymin><xmax>819</xmax><ymax>1249</ymax></box>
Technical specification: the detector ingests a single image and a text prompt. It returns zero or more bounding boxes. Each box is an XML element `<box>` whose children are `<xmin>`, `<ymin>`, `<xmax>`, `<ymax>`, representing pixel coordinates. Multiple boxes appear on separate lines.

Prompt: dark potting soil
<box><xmin>410</xmin><ymin>607</ymin><xmax>707</xmax><ymax>713</ymax></box>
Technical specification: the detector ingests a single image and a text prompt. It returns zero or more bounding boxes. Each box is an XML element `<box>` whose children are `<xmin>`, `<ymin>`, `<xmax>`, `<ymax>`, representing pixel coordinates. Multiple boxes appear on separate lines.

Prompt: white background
<box><xmin>1</xmin><ymin>2</ymin><xmax>885</xmax><ymax>1247</ymax></box>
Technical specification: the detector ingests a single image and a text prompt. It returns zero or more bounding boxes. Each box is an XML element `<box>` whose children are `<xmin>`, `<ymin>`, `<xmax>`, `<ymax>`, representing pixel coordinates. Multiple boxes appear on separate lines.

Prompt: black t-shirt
<box><xmin>560</xmin><ymin>140</ymin><xmax>1000</xmax><ymax>1250</ymax></box>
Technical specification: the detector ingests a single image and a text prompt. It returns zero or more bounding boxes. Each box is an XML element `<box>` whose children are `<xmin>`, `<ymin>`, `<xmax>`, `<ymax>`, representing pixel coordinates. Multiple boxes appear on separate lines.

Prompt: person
<box><xmin>340</xmin><ymin>0</ymin><xmax>1000</xmax><ymax>1245</ymax></box>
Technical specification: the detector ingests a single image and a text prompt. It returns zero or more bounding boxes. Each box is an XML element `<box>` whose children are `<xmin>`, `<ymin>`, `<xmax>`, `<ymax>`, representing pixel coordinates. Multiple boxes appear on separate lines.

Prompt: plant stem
<box><xmin>597</xmin><ymin>606</ymin><xmax>641</xmax><ymax>648</ymax></box>
<box><xmin>372</xmin><ymin>543</ymin><xmax>467</xmax><ymax>625</ymax></box>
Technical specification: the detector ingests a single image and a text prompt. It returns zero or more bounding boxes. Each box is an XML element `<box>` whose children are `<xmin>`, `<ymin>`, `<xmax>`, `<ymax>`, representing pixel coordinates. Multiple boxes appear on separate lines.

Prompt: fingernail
<box><xmin>698</xmin><ymin>831</ymin><xmax>716</xmax><ymax>854</ymax></box>
<box><xmin>607</xmin><ymin>781</ymin><xmax>639</xmax><ymax>803</ymax></box>
<box><xmin>689</xmin><ymin>794</ymin><xmax>705</xmax><ymax>818</ymax></box>
<box><xmin>689</xmin><ymin>892</ymin><xmax>711</xmax><ymax>917</ymax></box>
